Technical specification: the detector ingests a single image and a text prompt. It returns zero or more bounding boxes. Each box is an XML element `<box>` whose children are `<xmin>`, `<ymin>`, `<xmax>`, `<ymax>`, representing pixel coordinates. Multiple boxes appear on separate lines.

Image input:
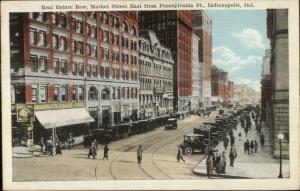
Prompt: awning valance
<box><xmin>35</xmin><ymin>108</ymin><xmax>95</xmax><ymax>129</ymax></box>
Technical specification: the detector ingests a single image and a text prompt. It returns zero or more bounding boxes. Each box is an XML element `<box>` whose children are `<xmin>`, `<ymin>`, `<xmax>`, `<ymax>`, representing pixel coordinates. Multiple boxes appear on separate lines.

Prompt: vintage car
<box><xmin>164</xmin><ymin>118</ymin><xmax>177</xmax><ymax>130</ymax></box>
<box><xmin>179</xmin><ymin>134</ymin><xmax>210</xmax><ymax>155</ymax></box>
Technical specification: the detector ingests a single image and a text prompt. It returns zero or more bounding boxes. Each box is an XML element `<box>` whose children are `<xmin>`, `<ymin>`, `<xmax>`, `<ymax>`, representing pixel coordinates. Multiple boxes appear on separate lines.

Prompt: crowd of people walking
<box><xmin>206</xmin><ymin>107</ymin><xmax>264</xmax><ymax>178</ymax></box>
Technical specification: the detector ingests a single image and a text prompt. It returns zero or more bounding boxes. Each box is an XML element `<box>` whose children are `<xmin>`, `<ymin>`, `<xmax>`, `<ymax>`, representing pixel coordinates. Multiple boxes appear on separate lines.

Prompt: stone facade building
<box><xmin>191</xmin><ymin>33</ymin><xmax>203</xmax><ymax>110</ymax></box>
<box><xmin>138</xmin><ymin>30</ymin><xmax>174</xmax><ymax>118</ymax></box>
<box><xmin>260</xmin><ymin>49</ymin><xmax>272</xmax><ymax>125</ymax></box>
<box><xmin>10</xmin><ymin>11</ymin><xmax>140</xmax><ymax>144</ymax></box>
<box><xmin>139</xmin><ymin>11</ymin><xmax>193</xmax><ymax>115</ymax></box>
<box><xmin>267</xmin><ymin>9</ymin><xmax>289</xmax><ymax>158</ymax></box>
<box><xmin>192</xmin><ymin>10</ymin><xmax>212</xmax><ymax>108</ymax></box>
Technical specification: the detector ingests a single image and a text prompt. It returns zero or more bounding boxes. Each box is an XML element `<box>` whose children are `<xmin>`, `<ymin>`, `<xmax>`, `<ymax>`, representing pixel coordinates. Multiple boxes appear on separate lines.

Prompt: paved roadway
<box><xmin>13</xmin><ymin>112</ymin><xmax>219</xmax><ymax>181</ymax></box>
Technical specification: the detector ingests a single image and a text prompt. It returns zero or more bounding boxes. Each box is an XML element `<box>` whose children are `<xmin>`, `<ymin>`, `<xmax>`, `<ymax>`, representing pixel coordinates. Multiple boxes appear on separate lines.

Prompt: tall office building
<box><xmin>139</xmin><ymin>11</ymin><xmax>193</xmax><ymax>115</ymax></box>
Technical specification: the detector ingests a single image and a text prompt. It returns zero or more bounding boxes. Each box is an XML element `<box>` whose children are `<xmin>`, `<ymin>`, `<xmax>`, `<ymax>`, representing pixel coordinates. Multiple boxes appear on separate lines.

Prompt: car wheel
<box><xmin>184</xmin><ymin>147</ymin><xmax>192</xmax><ymax>156</ymax></box>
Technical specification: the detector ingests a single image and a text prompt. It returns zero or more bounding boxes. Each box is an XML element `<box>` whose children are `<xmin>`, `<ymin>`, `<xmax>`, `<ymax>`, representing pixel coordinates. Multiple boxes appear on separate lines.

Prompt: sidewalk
<box><xmin>12</xmin><ymin>146</ymin><xmax>43</xmax><ymax>158</ymax></box>
<box><xmin>193</xmin><ymin>115</ymin><xmax>290</xmax><ymax>179</ymax></box>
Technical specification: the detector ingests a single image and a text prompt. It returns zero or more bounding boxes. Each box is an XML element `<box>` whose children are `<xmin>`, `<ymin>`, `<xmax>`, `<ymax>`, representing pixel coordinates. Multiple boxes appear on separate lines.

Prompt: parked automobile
<box><xmin>179</xmin><ymin>134</ymin><xmax>209</xmax><ymax>155</ymax></box>
<box><xmin>165</xmin><ymin>118</ymin><xmax>177</xmax><ymax>130</ymax></box>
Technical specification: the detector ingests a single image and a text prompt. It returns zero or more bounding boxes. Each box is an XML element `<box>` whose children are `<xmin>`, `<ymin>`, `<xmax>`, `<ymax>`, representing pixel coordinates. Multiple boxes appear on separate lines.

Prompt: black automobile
<box><xmin>164</xmin><ymin>118</ymin><xmax>177</xmax><ymax>130</ymax></box>
<box><xmin>179</xmin><ymin>134</ymin><xmax>209</xmax><ymax>155</ymax></box>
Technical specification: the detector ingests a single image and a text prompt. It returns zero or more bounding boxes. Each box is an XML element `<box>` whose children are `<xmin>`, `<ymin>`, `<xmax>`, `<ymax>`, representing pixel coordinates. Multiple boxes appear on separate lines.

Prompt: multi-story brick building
<box><xmin>139</xmin><ymin>11</ymin><xmax>193</xmax><ymax>115</ymax></box>
<box><xmin>211</xmin><ymin>65</ymin><xmax>228</xmax><ymax>104</ymax></box>
<box><xmin>192</xmin><ymin>10</ymin><xmax>212</xmax><ymax>108</ymax></box>
<box><xmin>267</xmin><ymin>9</ymin><xmax>289</xmax><ymax>158</ymax></box>
<box><xmin>191</xmin><ymin>33</ymin><xmax>203</xmax><ymax>111</ymax></box>
<box><xmin>10</xmin><ymin>11</ymin><xmax>140</xmax><ymax>145</ymax></box>
<box><xmin>138</xmin><ymin>30</ymin><xmax>174</xmax><ymax>118</ymax></box>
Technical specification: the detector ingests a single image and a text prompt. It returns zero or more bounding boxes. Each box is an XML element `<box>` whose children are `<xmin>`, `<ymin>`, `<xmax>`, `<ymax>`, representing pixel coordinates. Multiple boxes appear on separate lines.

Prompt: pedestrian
<box><xmin>230</xmin><ymin>136</ymin><xmax>235</xmax><ymax>146</ymax></box>
<box><xmin>206</xmin><ymin>156</ymin><xmax>213</xmax><ymax>178</ymax></box>
<box><xmin>88</xmin><ymin>142</ymin><xmax>97</xmax><ymax>159</ymax></box>
<box><xmin>55</xmin><ymin>141</ymin><xmax>62</xmax><ymax>155</ymax></box>
<box><xmin>223</xmin><ymin>136</ymin><xmax>229</xmax><ymax>150</ymax></box>
<box><xmin>67</xmin><ymin>133</ymin><xmax>74</xmax><ymax>149</ymax></box>
<box><xmin>244</xmin><ymin>139</ymin><xmax>250</xmax><ymax>154</ymax></box>
<box><xmin>238</xmin><ymin>132</ymin><xmax>242</xmax><ymax>140</ymax></box>
<box><xmin>229</xmin><ymin>145</ymin><xmax>237</xmax><ymax>167</ymax></box>
<box><xmin>39</xmin><ymin>137</ymin><xmax>45</xmax><ymax>153</ymax></box>
<box><xmin>250</xmin><ymin>140</ymin><xmax>254</xmax><ymax>153</ymax></box>
<box><xmin>215</xmin><ymin>152</ymin><xmax>222</xmax><ymax>173</ymax></box>
<box><xmin>244</xmin><ymin>127</ymin><xmax>248</xmax><ymax>137</ymax></box>
<box><xmin>177</xmin><ymin>146</ymin><xmax>185</xmax><ymax>163</ymax></box>
<box><xmin>221</xmin><ymin>151</ymin><xmax>227</xmax><ymax>173</ymax></box>
<box><xmin>48</xmin><ymin>140</ymin><xmax>54</xmax><ymax>157</ymax></box>
<box><xmin>260</xmin><ymin>132</ymin><xmax>265</xmax><ymax>146</ymax></box>
<box><xmin>28</xmin><ymin>141</ymin><xmax>35</xmax><ymax>155</ymax></box>
<box><xmin>137</xmin><ymin>145</ymin><xmax>143</xmax><ymax>163</ymax></box>
<box><xmin>254</xmin><ymin>140</ymin><xmax>258</xmax><ymax>153</ymax></box>
<box><xmin>103</xmin><ymin>144</ymin><xmax>109</xmax><ymax>160</ymax></box>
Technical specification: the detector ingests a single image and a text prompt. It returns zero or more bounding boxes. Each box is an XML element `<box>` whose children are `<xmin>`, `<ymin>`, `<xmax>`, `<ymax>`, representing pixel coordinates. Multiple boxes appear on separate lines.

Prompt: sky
<box><xmin>207</xmin><ymin>10</ymin><xmax>270</xmax><ymax>92</ymax></box>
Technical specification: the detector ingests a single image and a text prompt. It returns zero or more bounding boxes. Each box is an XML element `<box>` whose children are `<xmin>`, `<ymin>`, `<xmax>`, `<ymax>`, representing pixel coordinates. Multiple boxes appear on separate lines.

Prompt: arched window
<box><xmin>131</xmin><ymin>26</ymin><xmax>137</xmax><ymax>36</ymax></box>
<box><xmin>101</xmin><ymin>87</ymin><xmax>110</xmax><ymax>100</ymax></box>
<box><xmin>122</xmin><ymin>22</ymin><xmax>129</xmax><ymax>33</ymax></box>
<box><xmin>89</xmin><ymin>86</ymin><xmax>98</xmax><ymax>100</ymax></box>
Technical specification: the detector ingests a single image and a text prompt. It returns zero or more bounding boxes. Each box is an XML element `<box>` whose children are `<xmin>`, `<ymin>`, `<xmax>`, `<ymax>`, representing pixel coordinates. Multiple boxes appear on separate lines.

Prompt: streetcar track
<box><xmin>95</xmin><ymin>115</ymin><xmax>216</xmax><ymax>180</ymax></box>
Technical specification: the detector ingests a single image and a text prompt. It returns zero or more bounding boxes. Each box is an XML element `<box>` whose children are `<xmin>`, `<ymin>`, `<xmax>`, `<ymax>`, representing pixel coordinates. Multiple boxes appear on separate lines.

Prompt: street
<box><xmin>13</xmin><ymin>112</ymin><xmax>218</xmax><ymax>181</ymax></box>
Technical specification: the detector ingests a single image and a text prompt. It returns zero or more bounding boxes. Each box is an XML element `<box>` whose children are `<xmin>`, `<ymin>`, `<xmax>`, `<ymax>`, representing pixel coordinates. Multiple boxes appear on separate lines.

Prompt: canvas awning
<box><xmin>35</xmin><ymin>108</ymin><xmax>95</xmax><ymax>129</ymax></box>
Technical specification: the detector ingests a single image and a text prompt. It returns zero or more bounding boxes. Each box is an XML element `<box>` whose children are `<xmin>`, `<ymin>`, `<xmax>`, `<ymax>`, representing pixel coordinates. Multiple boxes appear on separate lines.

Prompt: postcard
<box><xmin>1</xmin><ymin>0</ymin><xmax>299</xmax><ymax>190</ymax></box>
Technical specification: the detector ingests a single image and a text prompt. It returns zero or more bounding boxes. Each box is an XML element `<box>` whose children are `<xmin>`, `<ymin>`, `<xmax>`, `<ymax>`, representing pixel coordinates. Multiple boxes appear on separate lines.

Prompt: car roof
<box><xmin>184</xmin><ymin>133</ymin><xmax>204</xmax><ymax>137</ymax></box>
<box><xmin>168</xmin><ymin>118</ymin><xmax>177</xmax><ymax>121</ymax></box>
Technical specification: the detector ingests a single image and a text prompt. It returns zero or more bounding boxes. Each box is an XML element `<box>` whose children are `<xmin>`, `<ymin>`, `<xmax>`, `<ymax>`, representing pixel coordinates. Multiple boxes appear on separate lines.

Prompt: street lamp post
<box><xmin>277</xmin><ymin>133</ymin><xmax>284</xmax><ymax>178</ymax></box>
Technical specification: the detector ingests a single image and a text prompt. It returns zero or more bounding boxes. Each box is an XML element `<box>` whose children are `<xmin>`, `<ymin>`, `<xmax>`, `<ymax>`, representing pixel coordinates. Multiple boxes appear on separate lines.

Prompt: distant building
<box><xmin>211</xmin><ymin>65</ymin><xmax>228</xmax><ymax>104</ymax></box>
<box><xmin>227</xmin><ymin>81</ymin><xmax>234</xmax><ymax>103</ymax></box>
<box><xmin>139</xmin><ymin>11</ymin><xmax>193</xmax><ymax>115</ymax></box>
<box><xmin>138</xmin><ymin>30</ymin><xmax>174</xmax><ymax>118</ymax></box>
<box><xmin>232</xmin><ymin>84</ymin><xmax>259</xmax><ymax>105</ymax></box>
<box><xmin>192</xmin><ymin>10</ymin><xmax>212</xmax><ymax>108</ymax></box>
<box><xmin>191</xmin><ymin>33</ymin><xmax>203</xmax><ymax>110</ymax></box>
<box><xmin>267</xmin><ymin>9</ymin><xmax>289</xmax><ymax>159</ymax></box>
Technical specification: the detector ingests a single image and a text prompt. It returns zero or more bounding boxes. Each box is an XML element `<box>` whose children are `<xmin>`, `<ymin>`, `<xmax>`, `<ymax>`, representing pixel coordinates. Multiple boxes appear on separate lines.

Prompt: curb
<box><xmin>193</xmin><ymin>169</ymin><xmax>251</xmax><ymax>179</ymax></box>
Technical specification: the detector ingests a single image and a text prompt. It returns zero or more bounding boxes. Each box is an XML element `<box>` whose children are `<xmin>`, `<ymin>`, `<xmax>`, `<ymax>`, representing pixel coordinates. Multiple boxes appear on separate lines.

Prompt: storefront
<box><xmin>13</xmin><ymin>102</ymin><xmax>94</xmax><ymax>147</ymax></box>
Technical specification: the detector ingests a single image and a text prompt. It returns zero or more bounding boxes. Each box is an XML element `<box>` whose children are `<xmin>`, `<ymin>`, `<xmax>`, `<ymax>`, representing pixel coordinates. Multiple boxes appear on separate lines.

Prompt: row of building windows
<box><xmin>29</xmin><ymin>84</ymin><xmax>139</xmax><ymax>103</ymax></box>
<box><xmin>31</xmin><ymin>84</ymin><xmax>84</xmax><ymax>103</ymax></box>
<box><xmin>139</xmin><ymin>59</ymin><xmax>172</xmax><ymax>78</ymax></box>
<box><xmin>30</xmin><ymin>12</ymin><xmax>137</xmax><ymax>36</ymax></box>
<box><xmin>140</xmin><ymin>77</ymin><xmax>172</xmax><ymax>92</ymax></box>
<box><xmin>30</xmin><ymin>54</ymin><xmax>138</xmax><ymax>81</ymax></box>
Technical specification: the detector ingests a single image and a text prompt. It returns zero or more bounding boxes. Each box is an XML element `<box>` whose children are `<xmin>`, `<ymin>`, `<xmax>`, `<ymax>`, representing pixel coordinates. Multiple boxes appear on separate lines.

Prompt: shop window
<box><xmin>60</xmin><ymin>14</ymin><xmax>67</xmax><ymax>28</ymax></box>
<box><xmin>72</xmin><ymin>86</ymin><xmax>77</xmax><ymax>101</ymax></box>
<box><xmin>89</xmin><ymin>86</ymin><xmax>98</xmax><ymax>101</ymax></box>
<box><xmin>54</xmin><ymin>86</ymin><xmax>59</xmax><ymax>101</ymax></box>
<box><xmin>78</xmin><ymin>86</ymin><xmax>84</xmax><ymax>100</ymax></box>
<box><xmin>53</xmin><ymin>13</ymin><xmax>59</xmax><ymax>26</ymax></box>
<box><xmin>101</xmin><ymin>88</ymin><xmax>110</xmax><ymax>100</ymax></box>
